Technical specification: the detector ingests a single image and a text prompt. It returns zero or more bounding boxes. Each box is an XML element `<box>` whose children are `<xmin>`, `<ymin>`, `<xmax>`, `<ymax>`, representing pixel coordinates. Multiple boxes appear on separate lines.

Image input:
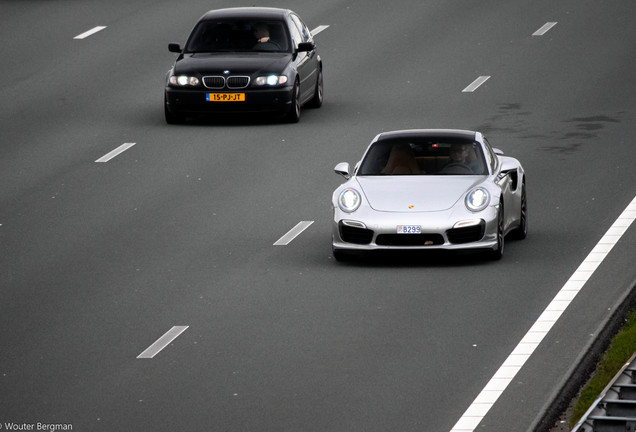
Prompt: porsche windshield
<box><xmin>357</xmin><ymin>138</ymin><xmax>487</xmax><ymax>175</ymax></box>
<box><xmin>185</xmin><ymin>20</ymin><xmax>290</xmax><ymax>53</ymax></box>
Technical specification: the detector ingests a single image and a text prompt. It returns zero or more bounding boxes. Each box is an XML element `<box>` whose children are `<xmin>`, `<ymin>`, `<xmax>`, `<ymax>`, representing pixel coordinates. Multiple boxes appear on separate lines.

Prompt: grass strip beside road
<box><xmin>570</xmin><ymin>309</ymin><xmax>636</xmax><ymax>426</ymax></box>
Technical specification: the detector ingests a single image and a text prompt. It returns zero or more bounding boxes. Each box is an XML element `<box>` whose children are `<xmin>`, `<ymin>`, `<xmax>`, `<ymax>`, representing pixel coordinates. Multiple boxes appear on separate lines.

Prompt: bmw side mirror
<box><xmin>334</xmin><ymin>162</ymin><xmax>351</xmax><ymax>179</ymax></box>
<box><xmin>168</xmin><ymin>43</ymin><xmax>182</xmax><ymax>53</ymax></box>
<box><xmin>493</xmin><ymin>148</ymin><xmax>504</xmax><ymax>155</ymax></box>
<box><xmin>297</xmin><ymin>42</ymin><xmax>315</xmax><ymax>53</ymax></box>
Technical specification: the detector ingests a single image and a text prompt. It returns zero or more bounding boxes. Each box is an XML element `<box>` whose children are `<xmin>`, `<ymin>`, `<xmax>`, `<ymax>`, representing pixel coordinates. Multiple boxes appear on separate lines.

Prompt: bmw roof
<box><xmin>198</xmin><ymin>7</ymin><xmax>292</xmax><ymax>21</ymax></box>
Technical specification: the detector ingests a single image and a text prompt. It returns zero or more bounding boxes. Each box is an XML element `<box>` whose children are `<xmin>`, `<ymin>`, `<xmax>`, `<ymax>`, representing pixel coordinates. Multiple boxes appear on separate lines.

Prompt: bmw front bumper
<box><xmin>165</xmin><ymin>85</ymin><xmax>294</xmax><ymax>115</ymax></box>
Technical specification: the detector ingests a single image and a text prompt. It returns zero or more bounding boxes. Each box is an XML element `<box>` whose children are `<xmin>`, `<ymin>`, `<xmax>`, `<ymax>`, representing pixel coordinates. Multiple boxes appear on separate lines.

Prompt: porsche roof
<box><xmin>374</xmin><ymin>129</ymin><xmax>479</xmax><ymax>141</ymax></box>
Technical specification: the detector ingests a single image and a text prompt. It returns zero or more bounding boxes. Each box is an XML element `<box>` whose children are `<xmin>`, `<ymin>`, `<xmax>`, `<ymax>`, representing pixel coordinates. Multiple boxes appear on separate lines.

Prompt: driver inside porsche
<box><xmin>445</xmin><ymin>143</ymin><xmax>482</xmax><ymax>174</ymax></box>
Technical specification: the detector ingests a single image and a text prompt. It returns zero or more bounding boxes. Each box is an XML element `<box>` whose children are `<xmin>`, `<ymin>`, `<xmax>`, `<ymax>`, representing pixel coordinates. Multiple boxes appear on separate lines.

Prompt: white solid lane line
<box><xmin>462</xmin><ymin>76</ymin><xmax>491</xmax><ymax>93</ymax></box>
<box><xmin>274</xmin><ymin>221</ymin><xmax>314</xmax><ymax>246</ymax></box>
<box><xmin>450</xmin><ymin>195</ymin><xmax>636</xmax><ymax>432</ymax></box>
<box><xmin>311</xmin><ymin>25</ymin><xmax>330</xmax><ymax>36</ymax></box>
<box><xmin>95</xmin><ymin>142</ymin><xmax>136</xmax><ymax>163</ymax></box>
<box><xmin>137</xmin><ymin>326</ymin><xmax>189</xmax><ymax>359</ymax></box>
<box><xmin>533</xmin><ymin>22</ymin><xmax>558</xmax><ymax>36</ymax></box>
<box><xmin>74</xmin><ymin>26</ymin><xmax>107</xmax><ymax>40</ymax></box>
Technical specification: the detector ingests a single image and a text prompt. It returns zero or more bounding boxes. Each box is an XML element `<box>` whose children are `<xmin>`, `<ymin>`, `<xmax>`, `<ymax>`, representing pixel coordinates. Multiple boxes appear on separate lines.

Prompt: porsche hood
<box><xmin>355</xmin><ymin>176</ymin><xmax>486</xmax><ymax>212</ymax></box>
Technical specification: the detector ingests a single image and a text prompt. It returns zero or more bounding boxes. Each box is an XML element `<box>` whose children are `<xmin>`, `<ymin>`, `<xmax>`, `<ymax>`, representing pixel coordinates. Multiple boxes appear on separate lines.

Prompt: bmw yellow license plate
<box><xmin>206</xmin><ymin>93</ymin><xmax>245</xmax><ymax>102</ymax></box>
<box><xmin>397</xmin><ymin>225</ymin><xmax>421</xmax><ymax>234</ymax></box>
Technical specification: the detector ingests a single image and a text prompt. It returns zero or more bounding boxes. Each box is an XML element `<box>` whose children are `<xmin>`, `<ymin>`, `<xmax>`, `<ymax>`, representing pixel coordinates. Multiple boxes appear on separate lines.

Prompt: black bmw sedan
<box><xmin>164</xmin><ymin>7</ymin><xmax>323</xmax><ymax>124</ymax></box>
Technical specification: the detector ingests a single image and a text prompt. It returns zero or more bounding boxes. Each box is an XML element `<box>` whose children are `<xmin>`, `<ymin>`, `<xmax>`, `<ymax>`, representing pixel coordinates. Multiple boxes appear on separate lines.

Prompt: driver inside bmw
<box><xmin>252</xmin><ymin>23</ymin><xmax>281</xmax><ymax>51</ymax></box>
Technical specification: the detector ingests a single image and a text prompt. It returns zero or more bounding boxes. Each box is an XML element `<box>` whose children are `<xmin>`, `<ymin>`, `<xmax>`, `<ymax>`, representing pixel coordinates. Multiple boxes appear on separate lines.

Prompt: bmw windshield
<box><xmin>185</xmin><ymin>20</ymin><xmax>291</xmax><ymax>53</ymax></box>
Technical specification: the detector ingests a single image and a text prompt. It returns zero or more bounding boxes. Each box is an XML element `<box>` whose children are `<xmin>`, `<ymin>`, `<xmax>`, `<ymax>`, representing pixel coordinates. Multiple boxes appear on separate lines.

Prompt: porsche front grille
<box><xmin>376</xmin><ymin>234</ymin><xmax>444</xmax><ymax>246</ymax></box>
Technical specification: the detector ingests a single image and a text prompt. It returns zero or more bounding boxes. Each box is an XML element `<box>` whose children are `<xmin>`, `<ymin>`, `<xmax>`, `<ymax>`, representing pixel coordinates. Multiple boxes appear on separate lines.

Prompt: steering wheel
<box><xmin>439</xmin><ymin>163</ymin><xmax>473</xmax><ymax>174</ymax></box>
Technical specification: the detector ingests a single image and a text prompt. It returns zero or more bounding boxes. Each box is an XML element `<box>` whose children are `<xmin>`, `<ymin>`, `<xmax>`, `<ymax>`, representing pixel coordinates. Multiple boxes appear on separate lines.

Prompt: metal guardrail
<box><xmin>572</xmin><ymin>352</ymin><xmax>636</xmax><ymax>432</ymax></box>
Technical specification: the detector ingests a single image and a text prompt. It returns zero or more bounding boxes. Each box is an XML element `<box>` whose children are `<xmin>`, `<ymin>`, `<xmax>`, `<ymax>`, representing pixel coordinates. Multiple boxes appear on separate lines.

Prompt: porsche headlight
<box><xmin>338</xmin><ymin>188</ymin><xmax>361</xmax><ymax>213</ymax></box>
<box><xmin>465</xmin><ymin>187</ymin><xmax>490</xmax><ymax>212</ymax></box>
<box><xmin>254</xmin><ymin>74</ymin><xmax>288</xmax><ymax>86</ymax></box>
<box><xmin>169</xmin><ymin>75</ymin><xmax>200</xmax><ymax>86</ymax></box>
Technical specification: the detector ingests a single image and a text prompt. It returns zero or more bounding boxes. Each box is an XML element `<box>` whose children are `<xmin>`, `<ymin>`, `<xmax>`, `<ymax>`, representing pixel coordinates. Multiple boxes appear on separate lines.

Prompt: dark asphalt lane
<box><xmin>1</xmin><ymin>0</ymin><xmax>635</xmax><ymax>431</ymax></box>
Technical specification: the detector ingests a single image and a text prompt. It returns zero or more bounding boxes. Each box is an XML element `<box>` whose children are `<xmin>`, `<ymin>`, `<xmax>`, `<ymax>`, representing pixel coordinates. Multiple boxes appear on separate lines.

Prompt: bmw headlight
<box><xmin>169</xmin><ymin>75</ymin><xmax>200</xmax><ymax>86</ymax></box>
<box><xmin>338</xmin><ymin>188</ymin><xmax>361</xmax><ymax>213</ymax></box>
<box><xmin>254</xmin><ymin>74</ymin><xmax>288</xmax><ymax>86</ymax></box>
<box><xmin>465</xmin><ymin>187</ymin><xmax>490</xmax><ymax>212</ymax></box>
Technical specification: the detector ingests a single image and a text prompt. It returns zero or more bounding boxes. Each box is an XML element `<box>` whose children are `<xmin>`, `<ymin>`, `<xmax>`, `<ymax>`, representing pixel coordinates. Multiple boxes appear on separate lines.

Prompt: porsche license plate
<box><xmin>397</xmin><ymin>225</ymin><xmax>421</xmax><ymax>234</ymax></box>
<box><xmin>206</xmin><ymin>93</ymin><xmax>245</xmax><ymax>102</ymax></box>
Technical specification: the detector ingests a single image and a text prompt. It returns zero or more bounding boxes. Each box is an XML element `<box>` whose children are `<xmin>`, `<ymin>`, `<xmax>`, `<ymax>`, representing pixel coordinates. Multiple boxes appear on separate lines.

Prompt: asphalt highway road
<box><xmin>1</xmin><ymin>1</ymin><xmax>635</xmax><ymax>431</ymax></box>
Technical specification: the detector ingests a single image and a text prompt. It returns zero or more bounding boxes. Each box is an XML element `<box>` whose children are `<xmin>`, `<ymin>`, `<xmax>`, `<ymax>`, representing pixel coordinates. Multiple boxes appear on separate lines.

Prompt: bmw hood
<box><xmin>355</xmin><ymin>176</ymin><xmax>486</xmax><ymax>212</ymax></box>
<box><xmin>174</xmin><ymin>52</ymin><xmax>292</xmax><ymax>75</ymax></box>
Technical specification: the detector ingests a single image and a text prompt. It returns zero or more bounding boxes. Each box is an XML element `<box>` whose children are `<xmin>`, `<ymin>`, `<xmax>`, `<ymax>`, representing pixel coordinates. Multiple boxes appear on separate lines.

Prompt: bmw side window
<box><xmin>290</xmin><ymin>14</ymin><xmax>311</xmax><ymax>43</ymax></box>
<box><xmin>287</xmin><ymin>18</ymin><xmax>303</xmax><ymax>48</ymax></box>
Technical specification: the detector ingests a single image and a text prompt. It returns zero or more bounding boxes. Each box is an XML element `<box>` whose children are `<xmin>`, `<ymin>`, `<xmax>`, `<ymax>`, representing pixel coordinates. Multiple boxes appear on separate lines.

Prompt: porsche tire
<box><xmin>489</xmin><ymin>201</ymin><xmax>505</xmax><ymax>260</ymax></box>
<box><xmin>511</xmin><ymin>181</ymin><xmax>528</xmax><ymax>240</ymax></box>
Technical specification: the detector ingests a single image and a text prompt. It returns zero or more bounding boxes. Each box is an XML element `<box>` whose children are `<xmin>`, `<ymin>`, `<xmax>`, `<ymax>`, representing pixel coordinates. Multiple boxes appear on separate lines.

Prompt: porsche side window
<box><xmin>483</xmin><ymin>138</ymin><xmax>498</xmax><ymax>173</ymax></box>
<box><xmin>467</xmin><ymin>143</ymin><xmax>487</xmax><ymax>175</ymax></box>
<box><xmin>358</xmin><ymin>142</ymin><xmax>392</xmax><ymax>175</ymax></box>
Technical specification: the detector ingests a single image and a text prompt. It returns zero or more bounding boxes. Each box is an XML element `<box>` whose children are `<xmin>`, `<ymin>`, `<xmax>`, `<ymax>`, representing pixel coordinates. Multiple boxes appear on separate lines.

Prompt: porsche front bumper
<box><xmin>331</xmin><ymin>205</ymin><xmax>500</xmax><ymax>252</ymax></box>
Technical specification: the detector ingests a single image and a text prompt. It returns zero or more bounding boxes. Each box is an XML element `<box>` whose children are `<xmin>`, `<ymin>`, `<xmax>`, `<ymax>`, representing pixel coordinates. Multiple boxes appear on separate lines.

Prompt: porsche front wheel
<box><xmin>489</xmin><ymin>202</ymin><xmax>505</xmax><ymax>260</ymax></box>
<box><xmin>511</xmin><ymin>181</ymin><xmax>528</xmax><ymax>240</ymax></box>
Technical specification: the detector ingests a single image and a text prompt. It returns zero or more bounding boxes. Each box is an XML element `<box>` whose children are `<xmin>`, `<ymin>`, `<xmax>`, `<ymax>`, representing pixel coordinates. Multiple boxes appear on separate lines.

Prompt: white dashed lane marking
<box><xmin>311</xmin><ymin>25</ymin><xmax>330</xmax><ymax>35</ymax></box>
<box><xmin>95</xmin><ymin>143</ymin><xmax>136</xmax><ymax>163</ymax></box>
<box><xmin>137</xmin><ymin>326</ymin><xmax>189</xmax><ymax>359</ymax></box>
<box><xmin>462</xmin><ymin>76</ymin><xmax>491</xmax><ymax>93</ymax></box>
<box><xmin>74</xmin><ymin>26</ymin><xmax>107</xmax><ymax>39</ymax></box>
<box><xmin>274</xmin><ymin>221</ymin><xmax>314</xmax><ymax>245</ymax></box>
<box><xmin>533</xmin><ymin>22</ymin><xmax>558</xmax><ymax>36</ymax></box>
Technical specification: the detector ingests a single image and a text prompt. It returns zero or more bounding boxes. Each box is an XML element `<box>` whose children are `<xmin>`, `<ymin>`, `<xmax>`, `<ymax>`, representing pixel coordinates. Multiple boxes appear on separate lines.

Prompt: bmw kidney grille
<box><xmin>202</xmin><ymin>76</ymin><xmax>250</xmax><ymax>89</ymax></box>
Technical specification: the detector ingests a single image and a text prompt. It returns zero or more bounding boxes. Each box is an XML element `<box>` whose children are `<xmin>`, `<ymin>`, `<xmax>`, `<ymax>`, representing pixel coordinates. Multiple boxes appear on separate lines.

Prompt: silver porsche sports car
<box><xmin>331</xmin><ymin>129</ymin><xmax>527</xmax><ymax>261</ymax></box>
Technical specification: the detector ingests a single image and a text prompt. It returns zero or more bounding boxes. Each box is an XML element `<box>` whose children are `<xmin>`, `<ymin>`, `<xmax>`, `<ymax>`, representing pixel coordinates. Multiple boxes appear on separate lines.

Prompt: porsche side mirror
<box><xmin>297</xmin><ymin>42</ymin><xmax>315</xmax><ymax>53</ymax></box>
<box><xmin>334</xmin><ymin>162</ymin><xmax>351</xmax><ymax>179</ymax></box>
<box><xmin>169</xmin><ymin>43</ymin><xmax>182</xmax><ymax>53</ymax></box>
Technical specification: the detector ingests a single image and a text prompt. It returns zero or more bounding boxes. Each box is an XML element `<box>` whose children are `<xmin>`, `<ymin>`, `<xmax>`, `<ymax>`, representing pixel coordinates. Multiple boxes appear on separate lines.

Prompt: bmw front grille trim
<box><xmin>202</xmin><ymin>75</ymin><xmax>250</xmax><ymax>89</ymax></box>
